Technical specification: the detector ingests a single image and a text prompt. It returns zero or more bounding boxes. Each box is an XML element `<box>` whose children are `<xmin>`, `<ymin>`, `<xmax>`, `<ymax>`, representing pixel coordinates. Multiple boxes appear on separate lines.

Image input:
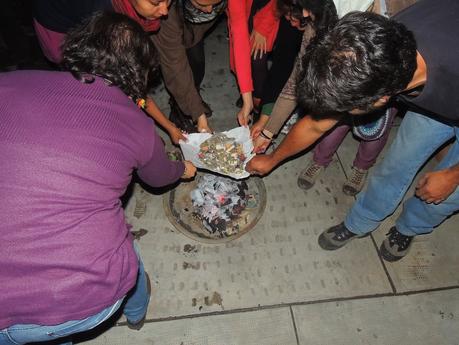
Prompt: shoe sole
<box><xmin>379</xmin><ymin>243</ymin><xmax>405</xmax><ymax>262</ymax></box>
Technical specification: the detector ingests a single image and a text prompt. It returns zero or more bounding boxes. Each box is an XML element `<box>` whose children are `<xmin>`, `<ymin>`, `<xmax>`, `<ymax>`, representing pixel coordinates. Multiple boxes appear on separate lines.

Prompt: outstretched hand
<box><xmin>169</xmin><ymin>126</ymin><xmax>187</xmax><ymax>145</ymax></box>
<box><xmin>246</xmin><ymin>154</ymin><xmax>276</xmax><ymax>176</ymax></box>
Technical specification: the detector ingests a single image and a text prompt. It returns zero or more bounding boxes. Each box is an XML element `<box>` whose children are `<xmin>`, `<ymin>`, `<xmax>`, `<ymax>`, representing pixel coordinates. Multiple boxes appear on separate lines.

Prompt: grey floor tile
<box><xmin>336</xmin><ymin>125</ymin><xmax>459</xmax><ymax>292</ymax></box>
<box><xmin>293</xmin><ymin>289</ymin><xmax>459</xmax><ymax>345</ymax></box>
<box><xmin>79</xmin><ymin>307</ymin><xmax>297</xmax><ymax>345</ymax></box>
<box><xmin>125</xmin><ymin>147</ymin><xmax>392</xmax><ymax>320</ymax></box>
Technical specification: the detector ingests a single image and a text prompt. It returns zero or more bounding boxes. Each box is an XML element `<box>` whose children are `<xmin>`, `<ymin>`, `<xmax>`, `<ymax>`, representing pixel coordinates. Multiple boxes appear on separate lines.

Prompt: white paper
<box><xmin>333</xmin><ymin>0</ymin><xmax>374</xmax><ymax>17</ymax></box>
<box><xmin>179</xmin><ymin>126</ymin><xmax>255</xmax><ymax>180</ymax></box>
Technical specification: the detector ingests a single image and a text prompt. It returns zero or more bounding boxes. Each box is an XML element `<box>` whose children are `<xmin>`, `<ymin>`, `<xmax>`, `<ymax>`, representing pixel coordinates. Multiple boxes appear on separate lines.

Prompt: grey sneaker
<box><xmin>343</xmin><ymin>166</ymin><xmax>368</xmax><ymax>196</ymax></box>
<box><xmin>380</xmin><ymin>227</ymin><xmax>414</xmax><ymax>262</ymax></box>
<box><xmin>127</xmin><ymin>272</ymin><xmax>151</xmax><ymax>331</ymax></box>
<box><xmin>297</xmin><ymin>161</ymin><xmax>325</xmax><ymax>190</ymax></box>
<box><xmin>318</xmin><ymin>222</ymin><xmax>369</xmax><ymax>250</ymax></box>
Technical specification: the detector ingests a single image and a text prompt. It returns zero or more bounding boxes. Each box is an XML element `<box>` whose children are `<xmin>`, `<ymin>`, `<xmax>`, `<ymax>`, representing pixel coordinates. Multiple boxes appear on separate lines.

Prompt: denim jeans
<box><xmin>0</xmin><ymin>243</ymin><xmax>150</xmax><ymax>345</ymax></box>
<box><xmin>345</xmin><ymin>111</ymin><xmax>459</xmax><ymax>236</ymax></box>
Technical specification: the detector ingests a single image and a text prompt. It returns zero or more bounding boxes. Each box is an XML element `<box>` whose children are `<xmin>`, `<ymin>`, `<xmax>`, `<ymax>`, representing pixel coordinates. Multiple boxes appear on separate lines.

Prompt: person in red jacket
<box><xmin>227</xmin><ymin>0</ymin><xmax>280</xmax><ymax>127</ymax></box>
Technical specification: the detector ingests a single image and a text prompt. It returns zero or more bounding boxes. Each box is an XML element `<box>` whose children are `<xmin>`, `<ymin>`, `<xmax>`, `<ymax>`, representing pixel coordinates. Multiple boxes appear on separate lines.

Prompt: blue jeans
<box><xmin>0</xmin><ymin>244</ymin><xmax>150</xmax><ymax>345</ymax></box>
<box><xmin>345</xmin><ymin>111</ymin><xmax>459</xmax><ymax>236</ymax></box>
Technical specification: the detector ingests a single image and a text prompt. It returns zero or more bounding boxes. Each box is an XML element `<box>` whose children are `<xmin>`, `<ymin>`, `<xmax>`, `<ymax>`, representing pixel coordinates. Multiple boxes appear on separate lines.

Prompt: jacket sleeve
<box><xmin>151</xmin><ymin>8</ymin><xmax>208</xmax><ymax>120</ymax></box>
<box><xmin>137</xmin><ymin>129</ymin><xmax>185</xmax><ymax>188</ymax></box>
<box><xmin>227</xmin><ymin>0</ymin><xmax>253</xmax><ymax>94</ymax></box>
<box><xmin>252</xmin><ymin>0</ymin><xmax>279</xmax><ymax>52</ymax></box>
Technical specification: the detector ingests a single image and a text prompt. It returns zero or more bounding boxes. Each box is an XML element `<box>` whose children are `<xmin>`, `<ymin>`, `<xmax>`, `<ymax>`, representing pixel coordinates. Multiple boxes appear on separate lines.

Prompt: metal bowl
<box><xmin>163</xmin><ymin>173</ymin><xmax>267</xmax><ymax>243</ymax></box>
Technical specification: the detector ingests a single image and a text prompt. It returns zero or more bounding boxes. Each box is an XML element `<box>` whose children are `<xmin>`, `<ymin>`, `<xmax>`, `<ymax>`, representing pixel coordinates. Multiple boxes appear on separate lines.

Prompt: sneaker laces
<box><xmin>349</xmin><ymin>167</ymin><xmax>367</xmax><ymax>186</ymax></box>
<box><xmin>387</xmin><ymin>228</ymin><xmax>412</xmax><ymax>250</ymax></box>
<box><xmin>305</xmin><ymin>163</ymin><xmax>322</xmax><ymax>178</ymax></box>
<box><xmin>332</xmin><ymin>224</ymin><xmax>355</xmax><ymax>241</ymax></box>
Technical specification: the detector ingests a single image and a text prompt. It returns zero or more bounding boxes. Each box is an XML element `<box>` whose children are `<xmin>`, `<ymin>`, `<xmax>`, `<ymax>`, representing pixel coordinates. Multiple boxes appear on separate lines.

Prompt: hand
<box><xmin>181</xmin><ymin>160</ymin><xmax>197</xmax><ymax>179</ymax></box>
<box><xmin>250</xmin><ymin>114</ymin><xmax>270</xmax><ymax>138</ymax></box>
<box><xmin>245</xmin><ymin>154</ymin><xmax>276</xmax><ymax>176</ymax></box>
<box><xmin>169</xmin><ymin>126</ymin><xmax>187</xmax><ymax>145</ymax></box>
<box><xmin>415</xmin><ymin>169</ymin><xmax>458</xmax><ymax>204</ymax></box>
<box><xmin>252</xmin><ymin>135</ymin><xmax>271</xmax><ymax>154</ymax></box>
<box><xmin>197</xmin><ymin>114</ymin><xmax>213</xmax><ymax>133</ymax></box>
<box><xmin>250</xmin><ymin>30</ymin><xmax>267</xmax><ymax>60</ymax></box>
<box><xmin>237</xmin><ymin>93</ymin><xmax>253</xmax><ymax>127</ymax></box>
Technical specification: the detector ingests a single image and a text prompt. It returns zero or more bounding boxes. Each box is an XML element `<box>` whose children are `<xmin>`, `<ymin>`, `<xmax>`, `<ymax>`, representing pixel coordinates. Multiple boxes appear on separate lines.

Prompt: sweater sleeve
<box><xmin>137</xmin><ymin>130</ymin><xmax>185</xmax><ymax>188</ymax></box>
<box><xmin>227</xmin><ymin>0</ymin><xmax>253</xmax><ymax>94</ymax></box>
<box><xmin>151</xmin><ymin>6</ymin><xmax>208</xmax><ymax>120</ymax></box>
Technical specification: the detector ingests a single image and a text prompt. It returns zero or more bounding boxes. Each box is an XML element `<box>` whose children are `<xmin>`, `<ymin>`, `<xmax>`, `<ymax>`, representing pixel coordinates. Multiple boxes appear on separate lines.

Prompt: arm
<box><xmin>137</xmin><ymin>130</ymin><xmax>185</xmax><ymax>187</ymax></box>
<box><xmin>416</xmin><ymin>163</ymin><xmax>459</xmax><ymax>204</ymax></box>
<box><xmin>252</xmin><ymin>0</ymin><xmax>279</xmax><ymax>46</ymax></box>
<box><xmin>246</xmin><ymin>116</ymin><xmax>338</xmax><ymax>175</ymax></box>
<box><xmin>150</xmin><ymin>7</ymin><xmax>208</xmax><ymax>121</ymax></box>
<box><xmin>227</xmin><ymin>0</ymin><xmax>253</xmax><ymax>94</ymax></box>
<box><xmin>145</xmin><ymin>97</ymin><xmax>186</xmax><ymax>144</ymax></box>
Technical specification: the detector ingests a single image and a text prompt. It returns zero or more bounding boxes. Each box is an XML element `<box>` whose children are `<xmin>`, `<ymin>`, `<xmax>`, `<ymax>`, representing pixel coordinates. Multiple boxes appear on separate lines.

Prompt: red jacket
<box><xmin>228</xmin><ymin>0</ymin><xmax>280</xmax><ymax>94</ymax></box>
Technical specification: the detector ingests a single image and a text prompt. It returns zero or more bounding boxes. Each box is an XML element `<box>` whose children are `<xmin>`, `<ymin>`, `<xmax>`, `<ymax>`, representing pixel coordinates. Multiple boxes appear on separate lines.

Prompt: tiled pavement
<box><xmin>80</xmin><ymin>20</ymin><xmax>459</xmax><ymax>345</ymax></box>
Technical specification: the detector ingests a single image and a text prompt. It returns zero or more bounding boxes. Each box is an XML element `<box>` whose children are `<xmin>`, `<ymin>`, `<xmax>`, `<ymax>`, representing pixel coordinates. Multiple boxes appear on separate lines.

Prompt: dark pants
<box><xmin>169</xmin><ymin>40</ymin><xmax>205</xmax><ymax>131</ymax></box>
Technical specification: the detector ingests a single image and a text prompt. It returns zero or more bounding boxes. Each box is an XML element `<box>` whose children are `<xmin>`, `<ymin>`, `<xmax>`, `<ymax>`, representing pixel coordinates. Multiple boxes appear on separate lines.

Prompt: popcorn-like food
<box><xmin>198</xmin><ymin>133</ymin><xmax>246</xmax><ymax>175</ymax></box>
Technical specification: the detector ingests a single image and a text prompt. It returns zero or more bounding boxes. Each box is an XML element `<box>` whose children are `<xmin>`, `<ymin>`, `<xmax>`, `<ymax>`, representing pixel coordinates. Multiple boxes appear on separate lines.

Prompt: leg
<box><xmin>353</xmin><ymin>122</ymin><xmax>393</xmax><ymax>170</ymax></box>
<box><xmin>396</xmin><ymin>126</ymin><xmax>459</xmax><ymax>236</ymax></box>
<box><xmin>251</xmin><ymin>53</ymin><xmax>268</xmax><ymax>101</ymax></box>
<box><xmin>123</xmin><ymin>244</ymin><xmax>150</xmax><ymax>325</ymax></box>
<box><xmin>313</xmin><ymin>123</ymin><xmax>351</xmax><ymax>167</ymax></box>
<box><xmin>186</xmin><ymin>39</ymin><xmax>205</xmax><ymax>89</ymax></box>
<box><xmin>1</xmin><ymin>299</ymin><xmax>124</xmax><ymax>345</ymax></box>
<box><xmin>345</xmin><ymin>111</ymin><xmax>456</xmax><ymax>235</ymax></box>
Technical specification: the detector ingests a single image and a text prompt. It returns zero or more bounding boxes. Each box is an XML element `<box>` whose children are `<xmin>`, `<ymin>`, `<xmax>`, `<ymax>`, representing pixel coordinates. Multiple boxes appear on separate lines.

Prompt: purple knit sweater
<box><xmin>0</xmin><ymin>70</ymin><xmax>184</xmax><ymax>328</ymax></box>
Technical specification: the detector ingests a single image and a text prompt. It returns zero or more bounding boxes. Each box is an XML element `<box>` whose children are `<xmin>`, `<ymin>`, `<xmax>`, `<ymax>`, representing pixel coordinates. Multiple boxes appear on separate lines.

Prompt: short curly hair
<box><xmin>297</xmin><ymin>11</ymin><xmax>417</xmax><ymax>116</ymax></box>
<box><xmin>61</xmin><ymin>11</ymin><xmax>158</xmax><ymax>101</ymax></box>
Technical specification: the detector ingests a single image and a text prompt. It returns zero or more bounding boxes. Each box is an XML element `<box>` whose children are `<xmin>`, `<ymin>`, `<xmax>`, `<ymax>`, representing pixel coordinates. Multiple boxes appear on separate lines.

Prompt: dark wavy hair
<box><xmin>297</xmin><ymin>11</ymin><xmax>417</xmax><ymax>116</ymax></box>
<box><xmin>277</xmin><ymin>0</ymin><xmax>338</xmax><ymax>37</ymax></box>
<box><xmin>61</xmin><ymin>11</ymin><xmax>158</xmax><ymax>101</ymax></box>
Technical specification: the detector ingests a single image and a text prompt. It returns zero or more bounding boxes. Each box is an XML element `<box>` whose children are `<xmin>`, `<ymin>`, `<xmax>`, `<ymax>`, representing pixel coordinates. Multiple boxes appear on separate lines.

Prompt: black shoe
<box><xmin>127</xmin><ymin>273</ymin><xmax>151</xmax><ymax>331</ymax></box>
<box><xmin>169</xmin><ymin>101</ymin><xmax>196</xmax><ymax>133</ymax></box>
<box><xmin>380</xmin><ymin>227</ymin><xmax>413</xmax><ymax>262</ymax></box>
<box><xmin>318</xmin><ymin>222</ymin><xmax>369</xmax><ymax>250</ymax></box>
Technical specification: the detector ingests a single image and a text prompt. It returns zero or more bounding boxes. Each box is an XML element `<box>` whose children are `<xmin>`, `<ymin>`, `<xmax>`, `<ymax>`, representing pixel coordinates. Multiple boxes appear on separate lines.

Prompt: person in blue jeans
<box><xmin>247</xmin><ymin>0</ymin><xmax>459</xmax><ymax>261</ymax></box>
<box><xmin>0</xmin><ymin>12</ymin><xmax>196</xmax><ymax>345</ymax></box>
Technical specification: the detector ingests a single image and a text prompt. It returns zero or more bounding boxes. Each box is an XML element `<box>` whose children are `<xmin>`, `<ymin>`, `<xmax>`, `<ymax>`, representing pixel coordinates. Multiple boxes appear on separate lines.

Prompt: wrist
<box><xmin>181</xmin><ymin>163</ymin><xmax>188</xmax><ymax>178</ymax></box>
<box><xmin>261</xmin><ymin>129</ymin><xmax>273</xmax><ymax>140</ymax></box>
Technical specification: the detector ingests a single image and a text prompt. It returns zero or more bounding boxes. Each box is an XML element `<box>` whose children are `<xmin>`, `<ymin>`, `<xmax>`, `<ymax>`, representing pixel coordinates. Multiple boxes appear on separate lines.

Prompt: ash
<box><xmin>190</xmin><ymin>174</ymin><xmax>248</xmax><ymax>237</ymax></box>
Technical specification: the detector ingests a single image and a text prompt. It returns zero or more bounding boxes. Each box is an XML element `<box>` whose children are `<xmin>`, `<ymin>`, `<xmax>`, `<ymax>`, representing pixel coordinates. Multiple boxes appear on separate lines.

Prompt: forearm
<box><xmin>145</xmin><ymin>97</ymin><xmax>175</xmax><ymax>132</ymax></box>
<box><xmin>264</xmin><ymin>97</ymin><xmax>297</xmax><ymax>135</ymax></box>
<box><xmin>447</xmin><ymin>163</ymin><xmax>459</xmax><ymax>185</ymax></box>
<box><xmin>270</xmin><ymin>116</ymin><xmax>338</xmax><ymax>165</ymax></box>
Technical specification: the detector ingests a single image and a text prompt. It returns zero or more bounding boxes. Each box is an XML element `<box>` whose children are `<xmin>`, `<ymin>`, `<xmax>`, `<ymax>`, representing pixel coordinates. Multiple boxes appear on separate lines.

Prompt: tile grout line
<box><xmin>336</xmin><ymin>151</ymin><xmax>397</xmax><ymax>294</ymax></box>
<box><xmin>289</xmin><ymin>305</ymin><xmax>301</xmax><ymax>345</ymax></box>
<box><xmin>117</xmin><ymin>285</ymin><xmax>459</xmax><ymax>327</ymax></box>
<box><xmin>370</xmin><ymin>233</ymin><xmax>397</xmax><ymax>294</ymax></box>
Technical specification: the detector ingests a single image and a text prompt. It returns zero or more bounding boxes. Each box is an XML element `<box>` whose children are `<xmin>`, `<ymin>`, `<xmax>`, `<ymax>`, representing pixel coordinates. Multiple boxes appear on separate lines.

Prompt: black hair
<box><xmin>276</xmin><ymin>0</ymin><xmax>338</xmax><ymax>36</ymax></box>
<box><xmin>297</xmin><ymin>11</ymin><xmax>417</xmax><ymax>116</ymax></box>
<box><xmin>61</xmin><ymin>11</ymin><xmax>158</xmax><ymax>101</ymax></box>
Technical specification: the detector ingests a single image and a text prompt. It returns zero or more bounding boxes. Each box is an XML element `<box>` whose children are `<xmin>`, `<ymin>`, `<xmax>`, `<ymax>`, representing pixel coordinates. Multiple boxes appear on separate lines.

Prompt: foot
<box><xmin>318</xmin><ymin>222</ymin><xmax>369</xmax><ymax>250</ymax></box>
<box><xmin>127</xmin><ymin>273</ymin><xmax>151</xmax><ymax>331</ymax></box>
<box><xmin>342</xmin><ymin>166</ymin><xmax>368</xmax><ymax>196</ymax></box>
<box><xmin>380</xmin><ymin>227</ymin><xmax>414</xmax><ymax>262</ymax></box>
<box><xmin>297</xmin><ymin>161</ymin><xmax>325</xmax><ymax>190</ymax></box>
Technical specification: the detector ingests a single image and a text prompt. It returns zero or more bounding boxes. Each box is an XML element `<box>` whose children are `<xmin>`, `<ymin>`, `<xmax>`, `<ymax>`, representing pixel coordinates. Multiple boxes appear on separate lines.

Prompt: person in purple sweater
<box><xmin>0</xmin><ymin>12</ymin><xmax>196</xmax><ymax>345</ymax></box>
